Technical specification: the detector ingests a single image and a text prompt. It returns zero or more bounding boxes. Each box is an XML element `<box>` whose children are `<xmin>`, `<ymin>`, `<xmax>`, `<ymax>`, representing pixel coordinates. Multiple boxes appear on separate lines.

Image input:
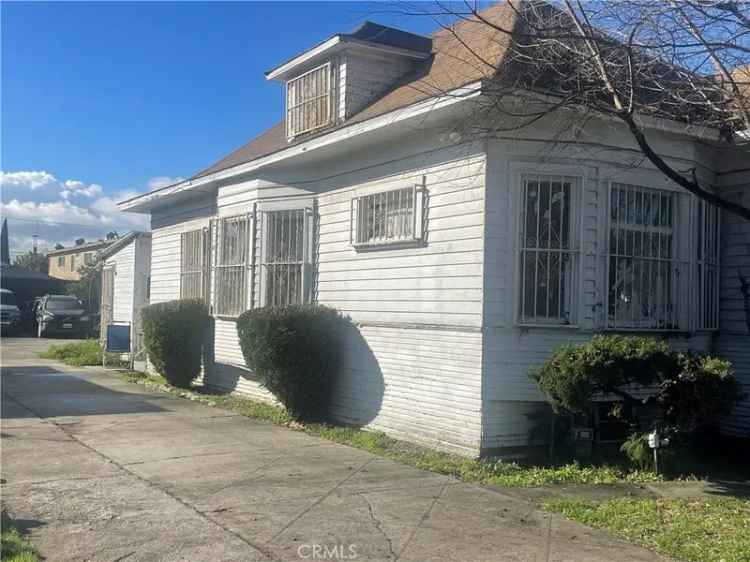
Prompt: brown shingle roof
<box><xmin>194</xmin><ymin>3</ymin><xmax>517</xmax><ymax>179</ymax></box>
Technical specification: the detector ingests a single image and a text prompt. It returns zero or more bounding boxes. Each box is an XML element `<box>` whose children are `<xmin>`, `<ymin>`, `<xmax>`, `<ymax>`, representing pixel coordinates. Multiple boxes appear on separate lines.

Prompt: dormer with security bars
<box><xmin>265</xmin><ymin>21</ymin><xmax>432</xmax><ymax>141</ymax></box>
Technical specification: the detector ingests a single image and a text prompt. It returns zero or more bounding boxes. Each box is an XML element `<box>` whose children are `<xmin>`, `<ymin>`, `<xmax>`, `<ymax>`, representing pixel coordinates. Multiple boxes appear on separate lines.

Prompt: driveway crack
<box><xmin>360</xmin><ymin>492</ymin><xmax>396</xmax><ymax>560</ymax></box>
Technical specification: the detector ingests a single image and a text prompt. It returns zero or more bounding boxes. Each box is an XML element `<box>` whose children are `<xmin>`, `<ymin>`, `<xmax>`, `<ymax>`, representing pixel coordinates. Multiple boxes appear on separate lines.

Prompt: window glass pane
<box><xmin>215</xmin><ymin>218</ymin><xmax>248</xmax><ymax>316</ymax></box>
<box><xmin>355</xmin><ymin>187</ymin><xmax>416</xmax><ymax>245</ymax></box>
<box><xmin>264</xmin><ymin>210</ymin><xmax>305</xmax><ymax>307</ymax></box>
<box><xmin>519</xmin><ymin>175</ymin><xmax>576</xmax><ymax>324</ymax></box>
<box><xmin>287</xmin><ymin>64</ymin><xmax>331</xmax><ymax>137</ymax></box>
<box><xmin>608</xmin><ymin>184</ymin><xmax>680</xmax><ymax>329</ymax></box>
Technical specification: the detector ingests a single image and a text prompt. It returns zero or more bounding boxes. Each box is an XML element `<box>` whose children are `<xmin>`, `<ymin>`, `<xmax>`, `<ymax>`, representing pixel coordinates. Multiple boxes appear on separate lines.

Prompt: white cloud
<box><xmin>147</xmin><ymin>176</ymin><xmax>185</xmax><ymax>191</ymax></box>
<box><xmin>1</xmin><ymin>169</ymin><xmax>151</xmax><ymax>258</ymax></box>
<box><xmin>0</xmin><ymin>170</ymin><xmax>57</xmax><ymax>190</ymax></box>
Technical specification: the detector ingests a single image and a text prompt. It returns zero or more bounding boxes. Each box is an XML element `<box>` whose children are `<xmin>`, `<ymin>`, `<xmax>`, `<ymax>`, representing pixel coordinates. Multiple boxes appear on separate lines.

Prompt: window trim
<box><xmin>179</xmin><ymin>227</ymin><xmax>211</xmax><ymax>303</ymax></box>
<box><xmin>603</xmin><ymin>181</ymin><xmax>694</xmax><ymax>332</ymax></box>
<box><xmin>350</xmin><ymin>184</ymin><xmax>426</xmax><ymax>250</ymax></box>
<box><xmin>258</xmin><ymin>204</ymin><xmax>314</xmax><ymax>307</ymax></box>
<box><xmin>511</xmin><ymin>165</ymin><xmax>584</xmax><ymax>328</ymax></box>
<box><xmin>212</xmin><ymin>213</ymin><xmax>253</xmax><ymax>318</ymax></box>
<box><xmin>286</xmin><ymin>62</ymin><xmax>333</xmax><ymax>139</ymax></box>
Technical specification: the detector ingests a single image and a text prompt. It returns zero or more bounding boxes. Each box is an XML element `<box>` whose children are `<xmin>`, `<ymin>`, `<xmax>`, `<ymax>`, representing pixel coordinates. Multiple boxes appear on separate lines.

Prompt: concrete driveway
<box><xmin>1</xmin><ymin>337</ymin><xmax>669</xmax><ymax>562</ymax></box>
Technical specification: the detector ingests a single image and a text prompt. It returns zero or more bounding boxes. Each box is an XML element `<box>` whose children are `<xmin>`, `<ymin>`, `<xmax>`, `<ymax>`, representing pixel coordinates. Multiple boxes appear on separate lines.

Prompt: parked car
<box><xmin>0</xmin><ymin>288</ymin><xmax>22</xmax><ymax>335</ymax></box>
<box><xmin>36</xmin><ymin>295</ymin><xmax>91</xmax><ymax>338</ymax></box>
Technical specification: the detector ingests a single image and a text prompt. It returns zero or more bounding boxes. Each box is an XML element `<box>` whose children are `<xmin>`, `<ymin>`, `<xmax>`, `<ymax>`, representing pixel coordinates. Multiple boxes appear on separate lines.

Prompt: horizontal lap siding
<box><xmin>331</xmin><ymin>325</ymin><xmax>483</xmax><ymax>456</ymax></box>
<box><xmin>717</xmin><ymin>183</ymin><xmax>750</xmax><ymax>437</ymax></box>
<box><xmin>105</xmin><ymin>244</ymin><xmax>134</xmax><ymax>325</ymax></box>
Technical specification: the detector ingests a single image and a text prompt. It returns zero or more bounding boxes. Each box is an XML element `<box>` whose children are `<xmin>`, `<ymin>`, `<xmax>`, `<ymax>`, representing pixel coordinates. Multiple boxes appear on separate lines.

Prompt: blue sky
<box><xmin>1</xmin><ymin>1</ymin><xmax>441</xmax><ymax>255</ymax></box>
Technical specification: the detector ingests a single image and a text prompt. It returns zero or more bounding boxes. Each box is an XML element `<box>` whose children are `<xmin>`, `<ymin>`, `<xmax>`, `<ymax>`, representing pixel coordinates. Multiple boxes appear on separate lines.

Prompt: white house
<box><xmin>119</xmin><ymin>4</ymin><xmax>749</xmax><ymax>456</ymax></box>
<box><xmin>98</xmin><ymin>231</ymin><xmax>152</xmax><ymax>365</ymax></box>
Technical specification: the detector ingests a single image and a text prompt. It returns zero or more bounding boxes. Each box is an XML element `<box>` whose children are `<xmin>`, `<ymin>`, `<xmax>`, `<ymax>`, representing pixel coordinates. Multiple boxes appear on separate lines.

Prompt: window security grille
<box><xmin>180</xmin><ymin>229</ymin><xmax>210</xmax><ymax>302</ymax></box>
<box><xmin>58</xmin><ymin>256</ymin><xmax>65</xmax><ymax>267</ymax></box>
<box><xmin>214</xmin><ymin>216</ymin><xmax>250</xmax><ymax>317</ymax></box>
<box><xmin>286</xmin><ymin>63</ymin><xmax>331</xmax><ymax>138</ymax></box>
<box><xmin>351</xmin><ymin>186</ymin><xmax>422</xmax><ymax>247</ymax></box>
<box><xmin>84</xmin><ymin>252</ymin><xmax>94</xmax><ymax>266</ymax></box>
<box><xmin>695</xmin><ymin>200</ymin><xmax>720</xmax><ymax>330</ymax></box>
<box><xmin>518</xmin><ymin>175</ymin><xmax>577</xmax><ymax>325</ymax></box>
<box><xmin>263</xmin><ymin>209</ymin><xmax>306</xmax><ymax>307</ymax></box>
<box><xmin>606</xmin><ymin>183</ymin><xmax>689</xmax><ymax>330</ymax></box>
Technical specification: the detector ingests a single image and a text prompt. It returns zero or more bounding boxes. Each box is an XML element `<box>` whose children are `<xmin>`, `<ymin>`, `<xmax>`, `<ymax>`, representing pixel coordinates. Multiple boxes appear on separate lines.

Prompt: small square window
<box><xmin>351</xmin><ymin>186</ymin><xmax>424</xmax><ymax>249</ymax></box>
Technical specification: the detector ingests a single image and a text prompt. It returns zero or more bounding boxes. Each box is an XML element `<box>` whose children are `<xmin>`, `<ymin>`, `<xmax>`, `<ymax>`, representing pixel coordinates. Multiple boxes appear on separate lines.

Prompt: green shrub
<box><xmin>531</xmin><ymin>335</ymin><xmax>674</xmax><ymax>414</ymax></box>
<box><xmin>40</xmin><ymin>339</ymin><xmax>102</xmax><ymax>366</ymax></box>
<box><xmin>236</xmin><ymin>305</ymin><xmax>347</xmax><ymax>421</ymax></box>
<box><xmin>659</xmin><ymin>354</ymin><xmax>744</xmax><ymax>432</ymax></box>
<box><xmin>620</xmin><ymin>432</ymin><xmax>652</xmax><ymax>469</ymax></box>
<box><xmin>532</xmin><ymin>335</ymin><xmax>745</xmax><ymax>468</ymax></box>
<box><xmin>141</xmin><ymin>299</ymin><xmax>209</xmax><ymax>388</ymax></box>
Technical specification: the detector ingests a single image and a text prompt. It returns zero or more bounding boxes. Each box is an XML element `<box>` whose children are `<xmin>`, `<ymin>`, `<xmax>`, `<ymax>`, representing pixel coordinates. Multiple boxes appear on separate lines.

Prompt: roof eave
<box><xmin>117</xmin><ymin>81</ymin><xmax>484</xmax><ymax>213</ymax></box>
<box><xmin>265</xmin><ymin>36</ymin><xmax>431</xmax><ymax>82</ymax></box>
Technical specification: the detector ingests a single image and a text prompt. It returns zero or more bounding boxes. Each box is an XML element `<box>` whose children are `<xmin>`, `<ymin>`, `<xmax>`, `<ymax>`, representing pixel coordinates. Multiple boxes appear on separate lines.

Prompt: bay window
<box><xmin>214</xmin><ymin>216</ymin><xmax>251</xmax><ymax>317</ymax></box>
<box><xmin>261</xmin><ymin>208</ymin><xmax>311</xmax><ymax>307</ymax></box>
<box><xmin>517</xmin><ymin>174</ymin><xmax>579</xmax><ymax>325</ymax></box>
<box><xmin>180</xmin><ymin>228</ymin><xmax>211</xmax><ymax>302</ymax></box>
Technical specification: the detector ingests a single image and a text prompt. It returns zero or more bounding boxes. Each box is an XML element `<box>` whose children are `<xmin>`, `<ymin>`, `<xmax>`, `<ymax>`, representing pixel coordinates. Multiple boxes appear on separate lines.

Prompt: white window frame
<box><xmin>350</xmin><ymin>185</ymin><xmax>425</xmax><ymax>250</ymax></box>
<box><xmin>693</xmin><ymin>198</ymin><xmax>720</xmax><ymax>331</ymax></box>
<box><xmin>286</xmin><ymin>62</ymin><xmax>332</xmax><ymax>139</ymax></box>
<box><xmin>514</xmin><ymin>171</ymin><xmax>582</xmax><ymax>327</ymax></box>
<box><xmin>604</xmin><ymin>182</ymin><xmax>692</xmax><ymax>332</ymax></box>
<box><xmin>213</xmin><ymin>214</ymin><xmax>253</xmax><ymax>318</ymax></box>
<box><xmin>259</xmin><ymin>202</ymin><xmax>314</xmax><ymax>307</ymax></box>
<box><xmin>180</xmin><ymin>228</ymin><xmax>211</xmax><ymax>303</ymax></box>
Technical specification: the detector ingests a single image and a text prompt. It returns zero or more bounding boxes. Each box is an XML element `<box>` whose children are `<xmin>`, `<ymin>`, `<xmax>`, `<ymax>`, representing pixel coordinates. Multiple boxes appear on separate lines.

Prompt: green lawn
<box><xmin>544</xmin><ymin>497</ymin><xmax>750</xmax><ymax>562</ymax></box>
<box><xmin>116</xmin><ymin>370</ymin><xmax>661</xmax><ymax>487</ymax></box>
<box><xmin>1</xmin><ymin>511</ymin><xmax>38</xmax><ymax>562</ymax></box>
<box><xmin>39</xmin><ymin>339</ymin><xmax>102</xmax><ymax>366</ymax></box>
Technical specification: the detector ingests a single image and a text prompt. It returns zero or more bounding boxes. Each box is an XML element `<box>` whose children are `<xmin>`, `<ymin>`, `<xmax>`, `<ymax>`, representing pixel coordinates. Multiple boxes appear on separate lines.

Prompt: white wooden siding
<box><xmin>104</xmin><ymin>243</ymin><xmax>135</xmax><ymax>326</ymax></box>
<box><xmin>481</xmin><ymin>135</ymin><xmax>719</xmax><ymax>449</ymax></box>
<box><xmin>202</xmin><ymin>140</ymin><xmax>487</xmax><ymax>454</ymax></box>
<box><xmin>342</xmin><ymin>52</ymin><xmax>413</xmax><ymax>118</ymax></box>
<box><xmin>716</xmin><ymin>179</ymin><xmax>750</xmax><ymax>437</ymax></box>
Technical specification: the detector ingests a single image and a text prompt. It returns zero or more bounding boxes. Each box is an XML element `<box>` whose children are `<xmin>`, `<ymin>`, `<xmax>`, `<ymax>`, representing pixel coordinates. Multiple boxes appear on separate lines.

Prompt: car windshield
<box><xmin>1</xmin><ymin>292</ymin><xmax>17</xmax><ymax>306</ymax></box>
<box><xmin>46</xmin><ymin>297</ymin><xmax>82</xmax><ymax>311</ymax></box>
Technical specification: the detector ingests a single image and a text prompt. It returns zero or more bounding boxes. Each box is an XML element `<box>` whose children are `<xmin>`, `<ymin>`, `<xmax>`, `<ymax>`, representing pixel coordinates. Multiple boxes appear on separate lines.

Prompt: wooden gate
<box><xmin>100</xmin><ymin>266</ymin><xmax>115</xmax><ymax>342</ymax></box>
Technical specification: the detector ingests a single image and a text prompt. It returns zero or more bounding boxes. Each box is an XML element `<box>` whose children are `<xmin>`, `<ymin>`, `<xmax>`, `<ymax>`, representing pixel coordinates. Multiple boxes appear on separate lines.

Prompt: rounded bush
<box><xmin>141</xmin><ymin>299</ymin><xmax>210</xmax><ymax>388</ymax></box>
<box><xmin>236</xmin><ymin>305</ymin><xmax>347</xmax><ymax>421</ymax></box>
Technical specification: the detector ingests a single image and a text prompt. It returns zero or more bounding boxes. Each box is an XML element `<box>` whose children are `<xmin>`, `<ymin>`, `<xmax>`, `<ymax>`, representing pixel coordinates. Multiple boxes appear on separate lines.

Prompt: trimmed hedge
<box><xmin>141</xmin><ymin>299</ymin><xmax>210</xmax><ymax>388</ymax></box>
<box><xmin>236</xmin><ymin>305</ymin><xmax>346</xmax><ymax>421</ymax></box>
<box><xmin>531</xmin><ymin>335</ymin><xmax>744</xmax><ymax>434</ymax></box>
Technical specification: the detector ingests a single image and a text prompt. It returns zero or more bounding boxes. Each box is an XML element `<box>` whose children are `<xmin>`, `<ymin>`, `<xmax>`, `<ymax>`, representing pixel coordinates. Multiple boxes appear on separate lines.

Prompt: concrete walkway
<box><xmin>1</xmin><ymin>338</ymin><xmax>670</xmax><ymax>562</ymax></box>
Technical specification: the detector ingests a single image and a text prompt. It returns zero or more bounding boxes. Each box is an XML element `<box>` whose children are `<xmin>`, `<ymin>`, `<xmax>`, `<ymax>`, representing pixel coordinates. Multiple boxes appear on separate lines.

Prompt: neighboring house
<box><xmin>119</xmin><ymin>5</ymin><xmax>750</xmax><ymax>456</ymax></box>
<box><xmin>48</xmin><ymin>239</ymin><xmax>116</xmax><ymax>281</ymax></box>
<box><xmin>97</xmin><ymin>232</ymin><xmax>152</xmax><ymax>364</ymax></box>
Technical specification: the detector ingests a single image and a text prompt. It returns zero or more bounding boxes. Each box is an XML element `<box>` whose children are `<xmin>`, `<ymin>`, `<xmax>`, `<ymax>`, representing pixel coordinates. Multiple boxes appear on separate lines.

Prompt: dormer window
<box><xmin>286</xmin><ymin>63</ymin><xmax>332</xmax><ymax>138</ymax></box>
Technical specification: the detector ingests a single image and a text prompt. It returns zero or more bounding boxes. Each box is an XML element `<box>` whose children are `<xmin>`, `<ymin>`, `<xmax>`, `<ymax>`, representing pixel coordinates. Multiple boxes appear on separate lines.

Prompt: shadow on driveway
<box><xmin>1</xmin><ymin>366</ymin><xmax>164</xmax><ymax>418</ymax></box>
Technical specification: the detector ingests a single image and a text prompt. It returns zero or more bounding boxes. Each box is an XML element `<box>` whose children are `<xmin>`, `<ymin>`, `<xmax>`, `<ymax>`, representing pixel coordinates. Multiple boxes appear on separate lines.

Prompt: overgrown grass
<box><xmin>1</xmin><ymin>510</ymin><xmax>38</xmax><ymax>562</ymax></box>
<box><xmin>39</xmin><ymin>339</ymin><xmax>102</xmax><ymax>366</ymax></box>
<box><xmin>114</xmin><ymin>370</ymin><xmax>662</xmax><ymax>487</ymax></box>
<box><xmin>544</xmin><ymin>497</ymin><xmax>750</xmax><ymax>562</ymax></box>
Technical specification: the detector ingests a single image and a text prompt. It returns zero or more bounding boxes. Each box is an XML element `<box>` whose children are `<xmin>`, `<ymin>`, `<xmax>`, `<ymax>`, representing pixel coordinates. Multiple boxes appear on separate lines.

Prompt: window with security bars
<box><xmin>518</xmin><ymin>175</ymin><xmax>578</xmax><ymax>325</ymax></box>
<box><xmin>180</xmin><ymin>229</ymin><xmax>210</xmax><ymax>302</ymax></box>
<box><xmin>215</xmin><ymin>216</ymin><xmax>250</xmax><ymax>316</ymax></box>
<box><xmin>352</xmin><ymin>187</ymin><xmax>421</xmax><ymax>247</ymax></box>
<box><xmin>607</xmin><ymin>183</ymin><xmax>688</xmax><ymax>330</ymax></box>
<box><xmin>263</xmin><ymin>209</ymin><xmax>307</xmax><ymax>307</ymax></box>
<box><xmin>695</xmin><ymin>200</ymin><xmax>720</xmax><ymax>330</ymax></box>
<box><xmin>287</xmin><ymin>63</ymin><xmax>331</xmax><ymax>138</ymax></box>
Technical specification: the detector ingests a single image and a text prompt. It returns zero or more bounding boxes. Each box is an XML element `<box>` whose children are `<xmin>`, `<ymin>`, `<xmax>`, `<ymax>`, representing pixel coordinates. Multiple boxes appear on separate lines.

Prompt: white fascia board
<box><xmin>266</xmin><ymin>36</ymin><xmax>343</xmax><ymax>81</ymax></box>
<box><xmin>266</xmin><ymin>36</ymin><xmax>430</xmax><ymax>81</ymax></box>
<box><xmin>118</xmin><ymin>81</ymin><xmax>483</xmax><ymax>213</ymax></box>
